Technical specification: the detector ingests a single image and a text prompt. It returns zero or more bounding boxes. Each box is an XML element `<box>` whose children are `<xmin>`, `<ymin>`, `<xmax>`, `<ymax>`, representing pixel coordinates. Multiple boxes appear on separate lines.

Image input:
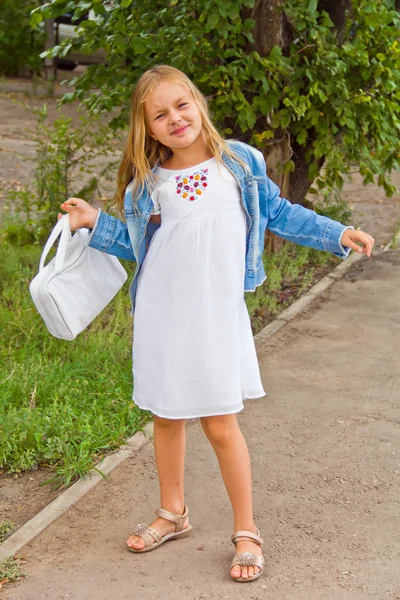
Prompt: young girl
<box><xmin>59</xmin><ymin>65</ymin><xmax>374</xmax><ymax>583</ymax></box>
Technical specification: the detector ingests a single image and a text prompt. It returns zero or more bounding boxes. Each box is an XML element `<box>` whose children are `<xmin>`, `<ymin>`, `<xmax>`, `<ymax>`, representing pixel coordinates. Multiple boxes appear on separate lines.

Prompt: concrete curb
<box><xmin>0</xmin><ymin>241</ymin><xmax>392</xmax><ymax>560</ymax></box>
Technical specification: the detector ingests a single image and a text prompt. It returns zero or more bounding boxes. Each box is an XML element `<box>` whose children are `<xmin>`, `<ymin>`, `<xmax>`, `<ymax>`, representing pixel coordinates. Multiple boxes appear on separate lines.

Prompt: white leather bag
<box><xmin>29</xmin><ymin>214</ymin><xmax>128</xmax><ymax>340</ymax></box>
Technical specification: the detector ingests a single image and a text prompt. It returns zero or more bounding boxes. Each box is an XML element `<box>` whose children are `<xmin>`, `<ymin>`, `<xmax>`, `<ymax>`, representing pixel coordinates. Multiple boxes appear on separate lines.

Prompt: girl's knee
<box><xmin>200</xmin><ymin>414</ymin><xmax>239</xmax><ymax>447</ymax></box>
<box><xmin>154</xmin><ymin>415</ymin><xmax>185</xmax><ymax>429</ymax></box>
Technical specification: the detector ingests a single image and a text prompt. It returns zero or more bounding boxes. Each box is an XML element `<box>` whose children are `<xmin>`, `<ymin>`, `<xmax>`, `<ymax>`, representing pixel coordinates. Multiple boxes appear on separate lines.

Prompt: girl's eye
<box><xmin>178</xmin><ymin>103</ymin><xmax>187</xmax><ymax>108</ymax></box>
<box><xmin>155</xmin><ymin>113</ymin><xmax>165</xmax><ymax>120</ymax></box>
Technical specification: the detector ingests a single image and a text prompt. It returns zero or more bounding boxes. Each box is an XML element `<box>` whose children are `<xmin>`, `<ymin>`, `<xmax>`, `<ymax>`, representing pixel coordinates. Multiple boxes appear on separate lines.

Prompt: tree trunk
<box><xmin>251</xmin><ymin>0</ymin><xmax>287</xmax><ymax>252</ymax></box>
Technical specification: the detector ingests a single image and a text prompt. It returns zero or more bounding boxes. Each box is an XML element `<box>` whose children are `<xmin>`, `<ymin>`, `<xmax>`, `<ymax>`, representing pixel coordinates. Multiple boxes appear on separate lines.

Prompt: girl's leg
<box><xmin>127</xmin><ymin>415</ymin><xmax>188</xmax><ymax>550</ymax></box>
<box><xmin>200</xmin><ymin>414</ymin><xmax>262</xmax><ymax>580</ymax></box>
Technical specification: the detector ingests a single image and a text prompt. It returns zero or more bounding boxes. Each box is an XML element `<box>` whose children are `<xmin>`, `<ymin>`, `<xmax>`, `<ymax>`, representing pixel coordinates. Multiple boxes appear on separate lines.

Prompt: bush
<box><xmin>0</xmin><ymin>0</ymin><xmax>44</xmax><ymax>76</ymax></box>
<box><xmin>1</xmin><ymin>104</ymin><xmax>118</xmax><ymax>245</ymax></box>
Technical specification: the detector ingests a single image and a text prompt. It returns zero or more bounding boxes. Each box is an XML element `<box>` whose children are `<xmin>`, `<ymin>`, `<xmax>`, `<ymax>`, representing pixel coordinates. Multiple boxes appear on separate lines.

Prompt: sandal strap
<box><xmin>155</xmin><ymin>504</ymin><xmax>189</xmax><ymax>533</ymax></box>
<box><xmin>231</xmin><ymin>529</ymin><xmax>263</xmax><ymax>547</ymax></box>
<box><xmin>130</xmin><ymin>524</ymin><xmax>162</xmax><ymax>547</ymax></box>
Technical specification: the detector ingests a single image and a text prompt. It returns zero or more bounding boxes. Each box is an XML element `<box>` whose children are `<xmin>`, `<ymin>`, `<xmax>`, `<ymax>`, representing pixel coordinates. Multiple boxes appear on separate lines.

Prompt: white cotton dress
<box><xmin>132</xmin><ymin>157</ymin><xmax>266</xmax><ymax>419</ymax></box>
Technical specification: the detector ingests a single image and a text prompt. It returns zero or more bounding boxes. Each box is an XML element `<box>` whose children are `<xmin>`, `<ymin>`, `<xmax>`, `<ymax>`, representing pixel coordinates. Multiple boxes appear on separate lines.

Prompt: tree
<box><xmin>32</xmin><ymin>0</ymin><xmax>400</xmax><ymax>211</ymax></box>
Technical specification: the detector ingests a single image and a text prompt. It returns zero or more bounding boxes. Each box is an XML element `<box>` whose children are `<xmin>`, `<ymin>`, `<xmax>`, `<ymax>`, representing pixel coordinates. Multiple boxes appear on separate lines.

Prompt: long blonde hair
<box><xmin>115</xmin><ymin>65</ymin><xmax>245</xmax><ymax>214</ymax></box>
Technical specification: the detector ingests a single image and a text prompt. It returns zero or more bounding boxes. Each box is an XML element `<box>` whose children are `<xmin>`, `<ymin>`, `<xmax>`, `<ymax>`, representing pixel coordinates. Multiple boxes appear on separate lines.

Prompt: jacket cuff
<box><xmin>323</xmin><ymin>221</ymin><xmax>354</xmax><ymax>259</ymax></box>
<box><xmin>87</xmin><ymin>209</ymin><xmax>116</xmax><ymax>251</ymax></box>
<box><xmin>338</xmin><ymin>225</ymin><xmax>355</xmax><ymax>257</ymax></box>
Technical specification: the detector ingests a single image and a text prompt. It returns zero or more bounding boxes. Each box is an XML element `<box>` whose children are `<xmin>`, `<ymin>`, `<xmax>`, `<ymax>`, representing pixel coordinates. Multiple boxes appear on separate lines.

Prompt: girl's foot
<box><xmin>230</xmin><ymin>528</ymin><xmax>264</xmax><ymax>581</ymax></box>
<box><xmin>126</xmin><ymin>511</ymin><xmax>190</xmax><ymax>551</ymax></box>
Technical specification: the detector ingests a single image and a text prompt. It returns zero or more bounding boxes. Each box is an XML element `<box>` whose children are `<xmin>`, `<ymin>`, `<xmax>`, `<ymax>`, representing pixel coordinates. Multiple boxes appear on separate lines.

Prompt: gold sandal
<box><xmin>230</xmin><ymin>528</ymin><xmax>265</xmax><ymax>582</ymax></box>
<box><xmin>127</xmin><ymin>504</ymin><xmax>192</xmax><ymax>553</ymax></box>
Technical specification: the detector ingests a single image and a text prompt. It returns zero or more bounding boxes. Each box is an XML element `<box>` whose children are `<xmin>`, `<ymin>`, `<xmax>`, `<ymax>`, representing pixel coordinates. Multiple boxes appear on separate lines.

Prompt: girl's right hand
<box><xmin>58</xmin><ymin>197</ymin><xmax>99</xmax><ymax>231</ymax></box>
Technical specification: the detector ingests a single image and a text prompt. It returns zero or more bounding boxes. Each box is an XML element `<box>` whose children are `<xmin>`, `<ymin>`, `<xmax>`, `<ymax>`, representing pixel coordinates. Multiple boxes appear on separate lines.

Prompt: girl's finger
<box><xmin>61</xmin><ymin>198</ymin><xmax>80</xmax><ymax>208</ymax></box>
<box><xmin>347</xmin><ymin>241</ymin><xmax>364</xmax><ymax>253</ymax></box>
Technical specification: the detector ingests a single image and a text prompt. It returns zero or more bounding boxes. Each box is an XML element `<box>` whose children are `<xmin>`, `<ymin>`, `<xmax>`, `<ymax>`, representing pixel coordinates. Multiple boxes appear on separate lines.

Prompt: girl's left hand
<box><xmin>341</xmin><ymin>229</ymin><xmax>375</xmax><ymax>257</ymax></box>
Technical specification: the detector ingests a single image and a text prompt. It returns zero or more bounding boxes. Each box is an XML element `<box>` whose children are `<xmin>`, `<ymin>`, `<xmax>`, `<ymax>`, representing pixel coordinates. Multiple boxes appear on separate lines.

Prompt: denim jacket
<box><xmin>88</xmin><ymin>140</ymin><xmax>353</xmax><ymax>313</ymax></box>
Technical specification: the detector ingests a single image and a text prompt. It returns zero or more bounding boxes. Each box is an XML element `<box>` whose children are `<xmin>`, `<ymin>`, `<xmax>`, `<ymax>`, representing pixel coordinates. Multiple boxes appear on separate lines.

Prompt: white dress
<box><xmin>132</xmin><ymin>157</ymin><xmax>266</xmax><ymax>419</ymax></box>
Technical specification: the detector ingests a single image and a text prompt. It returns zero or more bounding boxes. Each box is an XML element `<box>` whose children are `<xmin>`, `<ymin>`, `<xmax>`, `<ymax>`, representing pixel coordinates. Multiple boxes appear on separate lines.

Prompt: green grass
<box><xmin>0</xmin><ymin>556</ymin><xmax>23</xmax><ymax>584</ymax></box>
<box><xmin>0</xmin><ymin>242</ymin><xmax>151</xmax><ymax>488</ymax></box>
<box><xmin>0</xmin><ymin>521</ymin><xmax>13</xmax><ymax>543</ymax></box>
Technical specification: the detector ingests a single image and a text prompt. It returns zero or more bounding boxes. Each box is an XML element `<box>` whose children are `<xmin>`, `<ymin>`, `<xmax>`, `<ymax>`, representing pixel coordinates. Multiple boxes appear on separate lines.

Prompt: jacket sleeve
<box><xmin>87</xmin><ymin>209</ymin><xmax>136</xmax><ymax>262</ymax></box>
<box><xmin>254</xmin><ymin>150</ymin><xmax>354</xmax><ymax>259</ymax></box>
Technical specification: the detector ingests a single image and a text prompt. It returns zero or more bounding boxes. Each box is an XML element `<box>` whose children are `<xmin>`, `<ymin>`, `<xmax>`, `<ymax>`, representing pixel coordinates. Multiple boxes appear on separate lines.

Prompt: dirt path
<box><xmin>4</xmin><ymin>248</ymin><xmax>400</xmax><ymax>599</ymax></box>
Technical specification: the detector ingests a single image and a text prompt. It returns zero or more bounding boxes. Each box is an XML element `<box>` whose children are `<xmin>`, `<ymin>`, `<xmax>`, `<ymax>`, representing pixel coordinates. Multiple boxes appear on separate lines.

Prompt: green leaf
<box><xmin>268</xmin><ymin>46</ymin><xmax>282</xmax><ymax>62</ymax></box>
<box><xmin>345</xmin><ymin>117</ymin><xmax>356</xmax><ymax>129</ymax></box>
<box><xmin>131</xmin><ymin>38</ymin><xmax>148</xmax><ymax>54</ymax></box>
<box><xmin>30</xmin><ymin>12</ymin><xmax>43</xmax><ymax>27</ymax></box>
<box><xmin>206</xmin><ymin>12</ymin><xmax>219</xmax><ymax>31</ymax></box>
<box><xmin>307</xmin><ymin>0</ymin><xmax>318</xmax><ymax>14</ymax></box>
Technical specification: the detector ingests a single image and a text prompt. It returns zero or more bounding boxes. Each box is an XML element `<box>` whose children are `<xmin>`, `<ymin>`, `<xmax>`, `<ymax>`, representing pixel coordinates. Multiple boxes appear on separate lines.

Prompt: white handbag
<box><xmin>29</xmin><ymin>214</ymin><xmax>128</xmax><ymax>340</ymax></box>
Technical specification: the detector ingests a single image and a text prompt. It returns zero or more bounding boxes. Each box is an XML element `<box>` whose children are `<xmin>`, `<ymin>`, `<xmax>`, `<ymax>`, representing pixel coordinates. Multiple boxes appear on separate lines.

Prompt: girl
<box><xmin>59</xmin><ymin>65</ymin><xmax>374</xmax><ymax>583</ymax></box>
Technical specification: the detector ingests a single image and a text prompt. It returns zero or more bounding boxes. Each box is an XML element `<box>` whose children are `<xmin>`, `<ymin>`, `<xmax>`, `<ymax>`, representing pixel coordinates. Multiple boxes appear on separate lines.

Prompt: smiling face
<box><xmin>144</xmin><ymin>81</ymin><xmax>204</xmax><ymax>152</ymax></box>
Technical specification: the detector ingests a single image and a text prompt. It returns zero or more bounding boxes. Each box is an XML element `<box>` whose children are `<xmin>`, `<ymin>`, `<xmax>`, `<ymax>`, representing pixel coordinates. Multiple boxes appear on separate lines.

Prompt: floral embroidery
<box><xmin>175</xmin><ymin>168</ymin><xmax>208</xmax><ymax>202</ymax></box>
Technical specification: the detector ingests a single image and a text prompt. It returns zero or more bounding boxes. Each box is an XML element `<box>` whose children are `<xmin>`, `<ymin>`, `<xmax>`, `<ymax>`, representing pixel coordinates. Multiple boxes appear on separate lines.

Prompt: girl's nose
<box><xmin>169</xmin><ymin>110</ymin><xmax>182</xmax><ymax>124</ymax></box>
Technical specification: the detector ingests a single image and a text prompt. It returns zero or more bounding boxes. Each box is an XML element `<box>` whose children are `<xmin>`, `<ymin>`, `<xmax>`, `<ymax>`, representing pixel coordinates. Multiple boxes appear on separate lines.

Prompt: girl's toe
<box><xmin>127</xmin><ymin>535</ymin><xmax>145</xmax><ymax>550</ymax></box>
<box><xmin>241</xmin><ymin>566</ymin><xmax>248</xmax><ymax>579</ymax></box>
<box><xmin>248</xmin><ymin>566</ymin><xmax>254</xmax><ymax>577</ymax></box>
<box><xmin>231</xmin><ymin>566</ymin><xmax>241</xmax><ymax>579</ymax></box>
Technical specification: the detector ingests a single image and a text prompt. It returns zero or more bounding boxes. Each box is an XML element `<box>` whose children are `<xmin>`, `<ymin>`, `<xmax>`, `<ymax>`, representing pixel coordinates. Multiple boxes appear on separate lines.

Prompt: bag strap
<box><xmin>39</xmin><ymin>214</ymin><xmax>71</xmax><ymax>274</ymax></box>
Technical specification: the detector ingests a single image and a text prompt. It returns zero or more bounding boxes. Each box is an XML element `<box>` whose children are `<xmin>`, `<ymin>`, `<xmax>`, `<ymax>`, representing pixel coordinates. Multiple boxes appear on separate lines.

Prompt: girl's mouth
<box><xmin>172</xmin><ymin>125</ymin><xmax>189</xmax><ymax>135</ymax></box>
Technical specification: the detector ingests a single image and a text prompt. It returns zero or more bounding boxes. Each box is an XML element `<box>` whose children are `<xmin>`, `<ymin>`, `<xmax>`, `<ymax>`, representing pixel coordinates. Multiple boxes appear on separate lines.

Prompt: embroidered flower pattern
<box><xmin>175</xmin><ymin>168</ymin><xmax>208</xmax><ymax>202</ymax></box>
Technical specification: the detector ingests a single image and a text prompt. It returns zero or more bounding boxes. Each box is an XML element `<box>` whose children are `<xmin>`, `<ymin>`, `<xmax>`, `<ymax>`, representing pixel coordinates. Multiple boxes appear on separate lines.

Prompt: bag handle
<box><xmin>39</xmin><ymin>214</ymin><xmax>72</xmax><ymax>274</ymax></box>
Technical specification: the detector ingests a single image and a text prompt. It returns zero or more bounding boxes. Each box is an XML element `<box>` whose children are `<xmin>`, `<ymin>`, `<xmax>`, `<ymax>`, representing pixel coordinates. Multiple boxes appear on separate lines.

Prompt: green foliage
<box><xmin>0</xmin><ymin>556</ymin><xmax>23</xmax><ymax>584</ymax></box>
<box><xmin>0</xmin><ymin>521</ymin><xmax>14</xmax><ymax>543</ymax></box>
<box><xmin>32</xmin><ymin>0</ymin><xmax>400</xmax><ymax>199</ymax></box>
<box><xmin>0</xmin><ymin>0</ymin><xmax>44</xmax><ymax>75</ymax></box>
<box><xmin>1</xmin><ymin>104</ymin><xmax>118</xmax><ymax>245</ymax></box>
<box><xmin>0</xmin><ymin>242</ymin><xmax>151</xmax><ymax>488</ymax></box>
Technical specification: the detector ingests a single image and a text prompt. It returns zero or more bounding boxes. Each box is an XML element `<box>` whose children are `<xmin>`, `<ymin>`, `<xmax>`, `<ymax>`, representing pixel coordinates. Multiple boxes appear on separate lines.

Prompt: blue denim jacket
<box><xmin>88</xmin><ymin>140</ymin><xmax>353</xmax><ymax>313</ymax></box>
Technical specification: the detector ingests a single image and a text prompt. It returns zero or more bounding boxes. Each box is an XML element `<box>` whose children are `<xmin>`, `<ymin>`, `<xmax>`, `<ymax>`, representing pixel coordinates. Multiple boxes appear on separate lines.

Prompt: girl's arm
<box><xmin>265</xmin><ymin>177</ymin><xmax>353</xmax><ymax>258</ymax></box>
<box><xmin>59</xmin><ymin>198</ymin><xmax>136</xmax><ymax>262</ymax></box>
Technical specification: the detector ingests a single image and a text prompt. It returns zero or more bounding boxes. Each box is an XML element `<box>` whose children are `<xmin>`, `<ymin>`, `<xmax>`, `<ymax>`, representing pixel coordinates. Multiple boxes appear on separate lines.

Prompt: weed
<box><xmin>0</xmin><ymin>556</ymin><xmax>23</xmax><ymax>586</ymax></box>
<box><xmin>0</xmin><ymin>521</ymin><xmax>14</xmax><ymax>543</ymax></box>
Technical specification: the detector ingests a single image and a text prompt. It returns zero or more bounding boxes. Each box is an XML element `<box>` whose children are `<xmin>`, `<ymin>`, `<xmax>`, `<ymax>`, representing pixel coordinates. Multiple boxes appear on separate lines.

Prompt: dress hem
<box><xmin>132</xmin><ymin>391</ymin><xmax>266</xmax><ymax>420</ymax></box>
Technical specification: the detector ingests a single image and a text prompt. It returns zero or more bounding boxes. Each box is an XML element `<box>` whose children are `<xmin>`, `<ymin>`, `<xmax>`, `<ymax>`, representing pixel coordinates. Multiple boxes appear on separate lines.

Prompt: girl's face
<box><xmin>144</xmin><ymin>82</ymin><xmax>204</xmax><ymax>152</ymax></box>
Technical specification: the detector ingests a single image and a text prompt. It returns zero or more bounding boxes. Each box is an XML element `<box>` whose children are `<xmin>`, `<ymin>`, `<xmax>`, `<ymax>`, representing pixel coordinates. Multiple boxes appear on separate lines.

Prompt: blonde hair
<box><xmin>115</xmin><ymin>65</ymin><xmax>246</xmax><ymax>214</ymax></box>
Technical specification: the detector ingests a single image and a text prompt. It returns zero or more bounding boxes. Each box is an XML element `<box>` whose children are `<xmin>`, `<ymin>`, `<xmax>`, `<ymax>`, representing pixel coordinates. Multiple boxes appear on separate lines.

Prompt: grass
<box><xmin>0</xmin><ymin>241</ymin><xmax>152</xmax><ymax>488</ymax></box>
<box><xmin>389</xmin><ymin>218</ymin><xmax>400</xmax><ymax>249</ymax></box>
<box><xmin>0</xmin><ymin>521</ymin><xmax>14</xmax><ymax>543</ymax></box>
<box><xmin>0</xmin><ymin>556</ymin><xmax>23</xmax><ymax>586</ymax></box>
<box><xmin>1</xmin><ymin>231</ymin><xmax>342</xmax><ymax>487</ymax></box>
